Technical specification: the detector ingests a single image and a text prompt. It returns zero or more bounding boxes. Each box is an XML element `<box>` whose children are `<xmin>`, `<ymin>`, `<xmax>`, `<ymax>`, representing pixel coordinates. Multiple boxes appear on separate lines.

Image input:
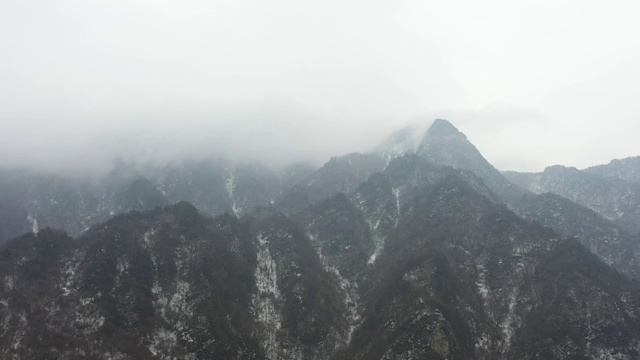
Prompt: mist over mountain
<box><xmin>3</xmin><ymin>1</ymin><xmax>640</xmax><ymax>175</ymax></box>
<box><xmin>3</xmin><ymin>119</ymin><xmax>640</xmax><ymax>359</ymax></box>
<box><xmin>3</xmin><ymin>1</ymin><xmax>640</xmax><ymax>357</ymax></box>
<box><xmin>0</xmin><ymin>101</ymin><xmax>399</xmax><ymax>177</ymax></box>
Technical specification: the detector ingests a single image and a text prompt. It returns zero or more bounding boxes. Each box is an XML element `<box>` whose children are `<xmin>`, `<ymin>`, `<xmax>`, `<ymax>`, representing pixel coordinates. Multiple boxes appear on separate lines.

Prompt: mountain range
<box><xmin>2</xmin><ymin>119</ymin><xmax>640</xmax><ymax>359</ymax></box>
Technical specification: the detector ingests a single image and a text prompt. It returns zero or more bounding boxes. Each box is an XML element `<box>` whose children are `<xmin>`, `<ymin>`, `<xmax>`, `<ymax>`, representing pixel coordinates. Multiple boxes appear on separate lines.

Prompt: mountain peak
<box><xmin>416</xmin><ymin>119</ymin><xmax>476</xmax><ymax>160</ymax></box>
<box><xmin>416</xmin><ymin>118</ymin><xmax>528</xmax><ymax>202</ymax></box>
<box><xmin>426</xmin><ymin>119</ymin><xmax>467</xmax><ymax>139</ymax></box>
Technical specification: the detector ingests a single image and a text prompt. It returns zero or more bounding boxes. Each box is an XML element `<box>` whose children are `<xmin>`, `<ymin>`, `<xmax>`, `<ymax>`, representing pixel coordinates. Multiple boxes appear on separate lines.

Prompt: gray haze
<box><xmin>2</xmin><ymin>0</ymin><xmax>640</xmax><ymax>174</ymax></box>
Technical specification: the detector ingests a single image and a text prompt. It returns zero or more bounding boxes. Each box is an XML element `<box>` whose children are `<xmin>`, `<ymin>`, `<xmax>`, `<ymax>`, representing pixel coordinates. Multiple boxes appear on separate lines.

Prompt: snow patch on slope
<box><xmin>149</xmin><ymin>328</ymin><xmax>179</xmax><ymax>359</ymax></box>
<box><xmin>27</xmin><ymin>214</ymin><xmax>38</xmax><ymax>234</ymax></box>
<box><xmin>392</xmin><ymin>187</ymin><xmax>401</xmax><ymax>226</ymax></box>
<box><xmin>60</xmin><ymin>250</ymin><xmax>83</xmax><ymax>296</ymax></box>
<box><xmin>225</xmin><ymin>171</ymin><xmax>241</xmax><ymax>217</ymax></box>
<box><xmin>367</xmin><ymin>241</ymin><xmax>383</xmax><ymax>264</ymax></box>
<box><xmin>500</xmin><ymin>287</ymin><xmax>518</xmax><ymax>351</ymax></box>
<box><xmin>500</xmin><ymin>260</ymin><xmax>526</xmax><ymax>353</ymax></box>
<box><xmin>352</xmin><ymin>192</ymin><xmax>389</xmax><ymax>265</ymax></box>
<box><xmin>75</xmin><ymin>293</ymin><xmax>105</xmax><ymax>335</ymax></box>
<box><xmin>476</xmin><ymin>264</ymin><xmax>489</xmax><ymax>301</ymax></box>
<box><xmin>308</xmin><ymin>231</ymin><xmax>361</xmax><ymax>346</ymax></box>
<box><xmin>253</xmin><ymin>233</ymin><xmax>282</xmax><ymax>360</ymax></box>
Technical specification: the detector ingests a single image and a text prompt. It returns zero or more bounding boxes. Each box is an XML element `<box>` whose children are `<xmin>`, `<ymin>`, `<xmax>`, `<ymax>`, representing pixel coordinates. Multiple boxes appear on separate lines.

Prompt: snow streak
<box><xmin>253</xmin><ymin>234</ymin><xmax>282</xmax><ymax>360</ymax></box>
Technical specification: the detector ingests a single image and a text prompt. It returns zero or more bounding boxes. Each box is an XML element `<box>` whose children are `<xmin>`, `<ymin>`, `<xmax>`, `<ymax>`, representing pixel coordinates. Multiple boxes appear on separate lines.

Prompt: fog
<box><xmin>2</xmin><ymin>0</ymin><xmax>640</xmax><ymax>175</ymax></box>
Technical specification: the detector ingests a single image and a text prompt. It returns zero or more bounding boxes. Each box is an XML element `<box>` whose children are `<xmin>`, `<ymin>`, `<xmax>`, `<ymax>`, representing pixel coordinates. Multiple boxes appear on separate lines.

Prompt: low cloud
<box><xmin>2</xmin><ymin>0</ymin><xmax>639</xmax><ymax>175</ymax></box>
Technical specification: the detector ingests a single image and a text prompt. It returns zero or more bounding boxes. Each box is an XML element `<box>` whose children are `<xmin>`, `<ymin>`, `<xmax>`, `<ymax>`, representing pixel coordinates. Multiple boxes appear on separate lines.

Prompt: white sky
<box><xmin>1</xmin><ymin>0</ymin><xmax>639</xmax><ymax>173</ymax></box>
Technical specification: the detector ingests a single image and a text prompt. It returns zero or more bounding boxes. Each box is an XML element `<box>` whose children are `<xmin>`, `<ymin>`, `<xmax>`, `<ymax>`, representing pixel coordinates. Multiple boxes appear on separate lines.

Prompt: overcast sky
<box><xmin>1</xmin><ymin>0</ymin><xmax>639</xmax><ymax>174</ymax></box>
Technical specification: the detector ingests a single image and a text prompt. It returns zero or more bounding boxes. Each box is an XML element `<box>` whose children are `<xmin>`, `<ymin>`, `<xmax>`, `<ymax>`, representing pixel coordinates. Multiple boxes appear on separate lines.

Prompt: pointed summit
<box><xmin>424</xmin><ymin>118</ymin><xmax>467</xmax><ymax>139</ymax></box>
<box><xmin>416</xmin><ymin>119</ymin><xmax>486</xmax><ymax>169</ymax></box>
<box><xmin>417</xmin><ymin>119</ymin><xmax>528</xmax><ymax>202</ymax></box>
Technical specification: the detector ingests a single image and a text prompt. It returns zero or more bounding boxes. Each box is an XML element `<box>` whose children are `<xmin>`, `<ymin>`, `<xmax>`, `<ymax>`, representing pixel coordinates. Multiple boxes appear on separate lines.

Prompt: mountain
<box><xmin>0</xmin><ymin>203</ymin><xmax>264</xmax><ymax>359</ymax></box>
<box><xmin>0</xmin><ymin>119</ymin><xmax>519</xmax><ymax>243</ymax></box>
<box><xmin>586</xmin><ymin>156</ymin><xmax>640</xmax><ymax>184</ymax></box>
<box><xmin>350</xmin><ymin>154</ymin><xmax>498</xmax><ymax>264</ymax></box>
<box><xmin>3</xmin><ymin>118</ymin><xmax>640</xmax><ymax>359</ymax></box>
<box><xmin>416</xmin><ymin>119</ymin><xmax>528</xmax><ymax>202</ymax></box>
<box><xmin>277</xmin><ymin>153</ymin><xmax>386</xmax><ymax>214</ymax></box>
<box><xmin>0</xmin><ymin>169</ymin><xmax>170</xmax><ymax>242</ymax></box>
<box><xmin>0</xmin><ymin>202</ymin><xmax>360</xmax><ymax>359</ymax></box>
<box><xmin>514</xmin><ymin>192</ymin><xmax>640</xmax><ymax>279</ymax></box>
<box><xmin>505</xmin><ymin>165</ymin><xmax>640</xmax><ymax>234</ymax></box>
<box><xmin>150</xmin><ymin>160</ymin><xmax>291</xmax><ymax>218</ymax></box>
<box><xmin>4</xmin><ymin>178</ymin><xmax>640</xmax><ymax>358</ymax></box>
<box><xmin>339</xmin><ymin>175</ymin><xmax>640</xmax><ymax>359</ymax></box>
<box><xmin>0</xmin><ymin>161</ymin><xmax>315</xmax><ymax>243</ymax></box>
<box><xmin>247</xmin><ymin>211</ymin><xmax>353</xmax><ymax>358</ymax></box>
<box><xmin>414</xmin><ymin>120</ymin><xmax>640</xmax><ymax>279</ymax></box>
